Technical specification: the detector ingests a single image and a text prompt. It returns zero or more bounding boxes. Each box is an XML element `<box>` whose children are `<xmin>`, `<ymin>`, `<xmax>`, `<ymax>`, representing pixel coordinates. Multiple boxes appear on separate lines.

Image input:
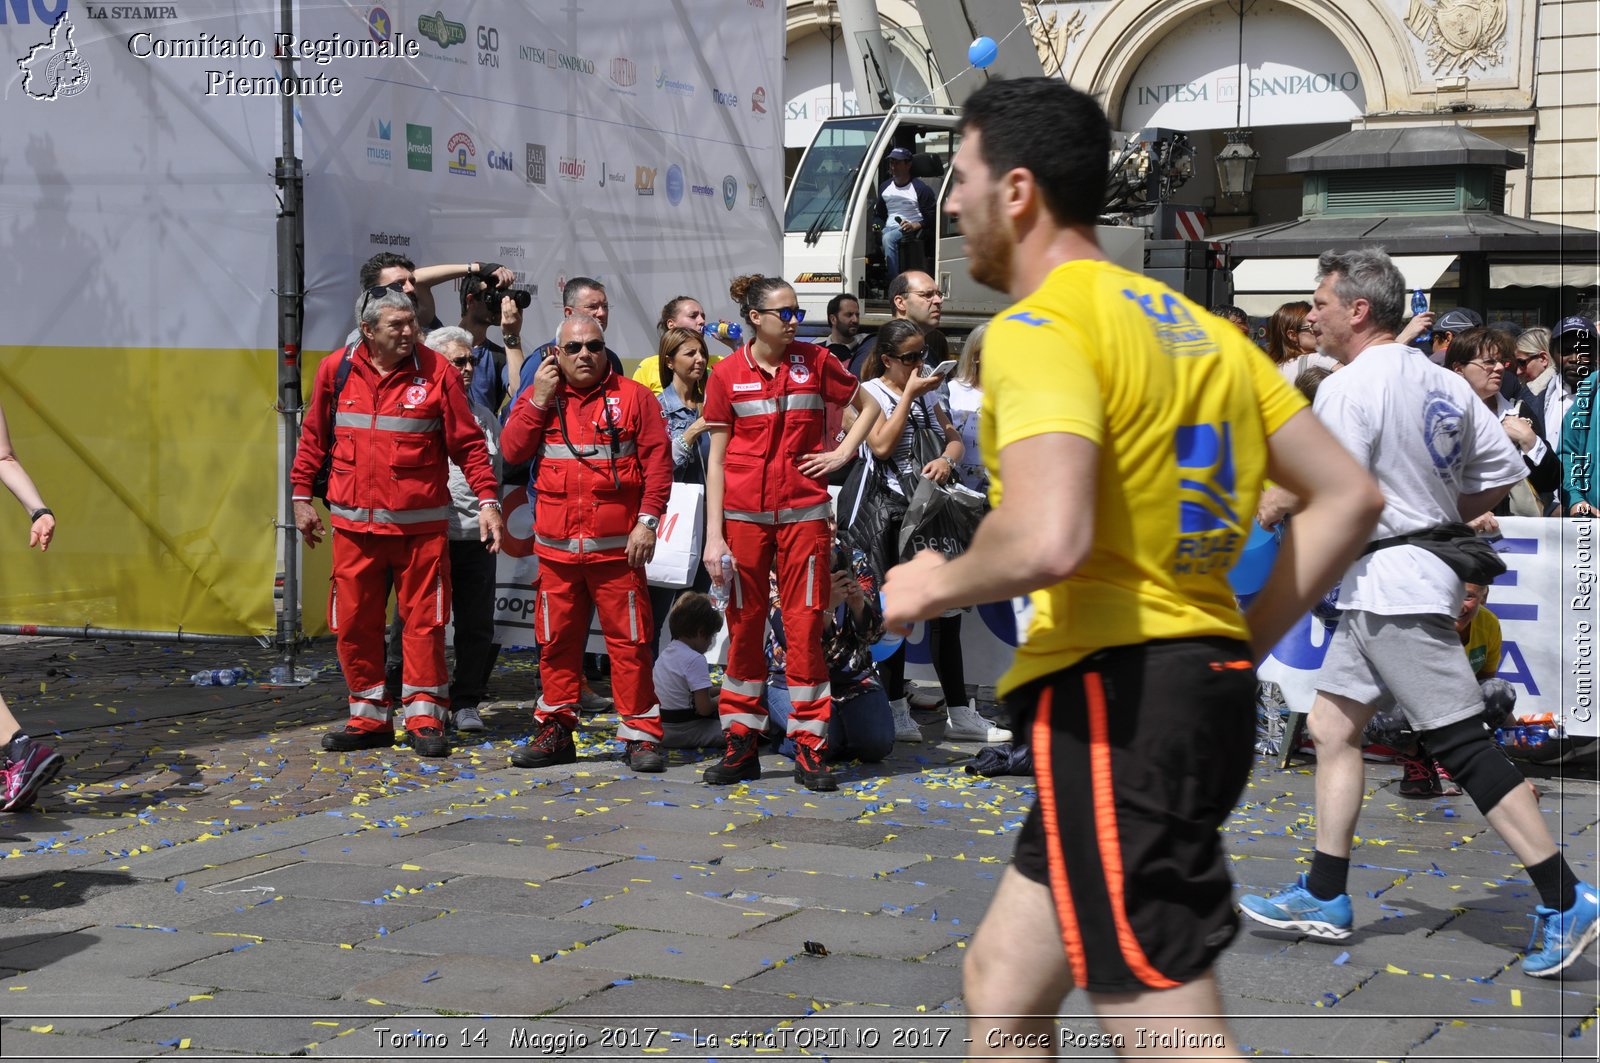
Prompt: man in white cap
<box><xmin>873</xmin><ymin>146</ymin><xmax>936</xmax><ymax>282</ymax></box>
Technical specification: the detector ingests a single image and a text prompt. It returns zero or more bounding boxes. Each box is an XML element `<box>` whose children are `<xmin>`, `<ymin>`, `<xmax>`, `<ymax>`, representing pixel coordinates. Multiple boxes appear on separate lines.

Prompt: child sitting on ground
<box><xmin>653</xmin><ymin>594</ymin><xmax>725</xmax><ymax>749</ymax></box>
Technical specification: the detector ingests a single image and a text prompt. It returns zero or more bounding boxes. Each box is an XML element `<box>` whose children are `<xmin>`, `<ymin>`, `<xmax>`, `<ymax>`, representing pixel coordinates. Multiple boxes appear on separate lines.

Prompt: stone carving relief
<box><xmin>1403</xmin><ymin>0</ymin><xmax>1508</xmax><ymax>76</ymax></box>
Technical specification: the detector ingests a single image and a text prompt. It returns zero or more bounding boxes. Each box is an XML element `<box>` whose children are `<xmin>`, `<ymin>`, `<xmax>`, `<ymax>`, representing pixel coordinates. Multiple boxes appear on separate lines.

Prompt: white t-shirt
<box><xmin>946</xmin><ymin>379</ymin><xmax>986</xmax><ymax>490</ymax></box>
<box><xmin>653</xmin><ymin>638</ymin><xmax>712</xmax><ymax>714</ymax></box>
<box><xmin>1314</xmin><ymin>343</ymin><xmax>1524</xmax><ymax>617</ymax></box>
<box><xmin>860</xmin><ymin>377</ymin><xmax>942</xmax><ymax>496</ymax></box>
<box><xmin>880</xmin><ymin>180</ymin><xmax>922</xmax><ymax>225</ymax></box>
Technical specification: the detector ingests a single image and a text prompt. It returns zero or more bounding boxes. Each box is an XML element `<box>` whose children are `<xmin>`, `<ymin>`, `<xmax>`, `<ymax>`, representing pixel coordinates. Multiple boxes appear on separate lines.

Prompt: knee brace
<box><xmin>1424</xmin><ymin>715</ymin><xmax>1526</xmax><ymax>814</ymax></box>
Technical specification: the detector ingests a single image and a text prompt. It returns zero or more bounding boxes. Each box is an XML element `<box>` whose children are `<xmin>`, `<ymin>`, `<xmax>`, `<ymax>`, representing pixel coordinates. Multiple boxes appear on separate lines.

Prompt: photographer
<box><xmin>458</xmin><ymin>267</ymin><xmax>531</xmax><ymax>416</ymax></box>
<box><xmin>341</xmin><ymin>254</ymin><xmax>515</xmax><ymax>349</ymax></box>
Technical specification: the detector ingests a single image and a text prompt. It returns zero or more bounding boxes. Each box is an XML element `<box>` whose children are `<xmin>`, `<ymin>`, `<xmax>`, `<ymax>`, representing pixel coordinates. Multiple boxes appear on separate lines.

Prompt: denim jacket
<box><xmin>657</xmin><ymin>384</ymin><xmax>709</xmax><ymax>485</ymax></box>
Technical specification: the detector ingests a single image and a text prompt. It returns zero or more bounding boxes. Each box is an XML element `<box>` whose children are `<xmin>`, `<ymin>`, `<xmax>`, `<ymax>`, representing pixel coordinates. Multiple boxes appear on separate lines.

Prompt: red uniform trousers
<box><xmin>331</xmin><ymin>529</ymin><xmax>451</xmax><ymax>733</ymax></box>
<box><xmin>533</xmin><ymin>555</ymin><xmax>662</xmax><ymax>742</ymax></box>
<box><xmin>720</xmin><ymin>519</ymin><xmax>833</xmax><ymax>752</ymax></box>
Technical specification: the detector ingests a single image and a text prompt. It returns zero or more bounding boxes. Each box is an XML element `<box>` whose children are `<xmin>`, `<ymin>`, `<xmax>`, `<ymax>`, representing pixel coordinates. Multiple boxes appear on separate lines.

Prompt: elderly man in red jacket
<box><xmin>292</xmin><ymin>287</ymin><xmax>505</xmax><ymax>758</ymax></box>
<box><xmin>502</xmin><ymin>313</ymin><xmax>673</xmax><ymax>772</ymax></box>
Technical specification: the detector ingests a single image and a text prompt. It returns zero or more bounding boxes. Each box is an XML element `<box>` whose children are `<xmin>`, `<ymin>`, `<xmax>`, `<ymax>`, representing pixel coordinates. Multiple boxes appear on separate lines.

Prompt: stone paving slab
<box><xmin>379</xmin><ymin>873</ymin><xmax>596</xmax><ymax>918</ymax></box>
<box><xmin>541</xmin><ymin>856</ymin><xmax>718</xmax><ymax>891</ymax></box>
<box><xmin>0</xmin><ymin>925</ymin><xmax>236</xmax><ymax>979</ymax></box>
<box><xmin>0</xmin><ymin>1027</ymin><xmax>178</xmax><ymax>1061</ymax></box>
<box><xmin>545</xmin><ymin>927</ymin><xmax>781</xmax><ymax>984</ymax></box>
<box><xmin>104</xmin><ymin>989</ymin><xmax>399</xmax><ymax>1055</ymax></box>
<box><xmin>554</xmin><ymin>825</ymin><xmax>768</xmax><ymax>863</ymax></box>
<box><xmin>1334</xmin><ymin>968</ymin><xmax>1597</xmax><ymax>1033</ymax></box>
<box><xmin>731</xmin><ymin>840</ymin><xmax>929</xmax><ymax>877</ymax></box>
<box><xmin>735</xmin><ymin>953</ymin><xmax>964</xmax><ymax>1009</ymax></box>
<box><xmin>188</xmin><ymin>896</ymin><xmax>448</xmax><ymax>947</ymax></box>
<box><xmin>736</xmin><ymin>907</ymin><xmax>965</xmax><ymax>960</ymax></box>
<box><xmin>712</xmin><ymin>865</ymin><xmax>950</xmax><ymax>913</ymax></box>
<box><xmin>154</xmin><ymin>937</ymin><xmax>423</xmax><ymax>997</ymax></box>
<box><xmin>287</xmin><ymin>828</ymin><xmax>480</xmax><ymax>866</ymax></box>
<box><xmin>343</xmin><ymin>953</ymin><xmax>625</xmax><ymax>1014</ymax></box>
<box><xmin>0</xmin><ymin>971</ymin><xmax>217</xmax><ymax>1034</ymax></box>
<box><xmin>356</xmin><ymin>909</ymin><xmax>618</xmax><ymax>961</ymax></box>
<box><xmin>547</xmin><ymin>977</ymin><xmax>811</xmax><ymax>1040</ymax></box>
<box><xmin>396</xmin><ymin>840</ymin><xmax>621</xmax><ymax>879</ymax></box>
<box><xmin>202</xmin><ymin>860</ymin><xmax>456</xmax><ymax>905</ymax></box>
<box><xmin>554</xmin><ymin>882</ymin><xmax>790</xmax><ymax>938</ymax></box>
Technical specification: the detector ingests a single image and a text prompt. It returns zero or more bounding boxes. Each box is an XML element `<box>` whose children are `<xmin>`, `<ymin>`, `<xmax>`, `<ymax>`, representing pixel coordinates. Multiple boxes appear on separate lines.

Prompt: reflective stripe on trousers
<box><xmin>724</xmin><ymin>503</ymin><xmax>833</xmax><ymax>526</ymax></box>
<box><xmin>535</xmin><ymin>533</ymin><xmax>632</xmax><ymax>554</ymax></box>
<box><xmin>330</xmin><ymin>503</ymin><xmax>452</xmax><ymax>526</ymax></box>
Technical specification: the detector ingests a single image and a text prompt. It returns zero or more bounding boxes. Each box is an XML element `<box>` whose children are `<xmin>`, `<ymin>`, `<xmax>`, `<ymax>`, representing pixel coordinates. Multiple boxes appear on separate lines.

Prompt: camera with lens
<box><xmin>461</xmin><ymin>269</ymin><xmax>532</xmax><ymax>325</ymax></box>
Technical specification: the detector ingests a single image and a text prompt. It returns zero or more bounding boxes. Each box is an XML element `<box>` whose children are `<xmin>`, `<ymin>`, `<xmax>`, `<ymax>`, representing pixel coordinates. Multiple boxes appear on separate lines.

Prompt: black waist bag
<box><xmin>1360</xmin><ymin>521</ymin><xmax>1507</xmax><ymax>584</ymax></box>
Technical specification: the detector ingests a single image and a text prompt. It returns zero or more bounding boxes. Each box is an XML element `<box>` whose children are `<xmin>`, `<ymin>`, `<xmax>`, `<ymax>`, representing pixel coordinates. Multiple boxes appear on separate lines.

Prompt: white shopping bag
<box><xmin>645</xmin><ymin>482</ymin><xmax>705</xmax><ymax>589</ymax></box>
<box><xmin>493</xmin><ymin>484</ymin><xmax>541</xmax><ymax>646</ymax></box>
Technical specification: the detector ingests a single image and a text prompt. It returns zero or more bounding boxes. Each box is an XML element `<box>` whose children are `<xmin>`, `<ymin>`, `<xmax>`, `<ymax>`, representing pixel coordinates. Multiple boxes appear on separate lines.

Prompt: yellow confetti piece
<box><xmin>7</xmin><ymin>986</ymin><xmax>27</xmax><ymax>991</ymax></box>
<box><xmin>366</xmin><ymin>998</ymin><xmax>385</xmax><ymax>1006</ymax></box>
<box><xmin>28</xmin><ymin>1024</ymin><xmax>52</xmax><ymax>1034</ymax></box>
<box><xmin>400</xmin><ymin>864</ymin><xmax>422</xmax><ymax>871</ymax></box>
<box><xmin>312</xmin><ymin>1021</ymin><xmax>339</xmax><ymax>1027</ymax></box>
<box><xmin>339</xmin><ymin>943</ymin><xmax>353</xmax><ymax>949</ymax></box>
<box><xmin>1386</xmin><ymin>963</ymin><xmax>1409</xmax><ymax>974</ymax></box>
<box><xmin>1511</xmin><ymin>989</ymin><xmax>1522</xmax><ymax>1007</ymax></box>
<box><xmin>531</xmin><ymin>954</ymin><xmax>541</xmax><ymax>963</ymax></box>
<box><xmin>179</xmin><ymin>1038</ymin><xmax>192</xmax><ymax>1049</ymax></box>
<box><xmin>188</xmin><ymin>994</ymin><xmax>213</xmax><ymax>1002</ymax></box>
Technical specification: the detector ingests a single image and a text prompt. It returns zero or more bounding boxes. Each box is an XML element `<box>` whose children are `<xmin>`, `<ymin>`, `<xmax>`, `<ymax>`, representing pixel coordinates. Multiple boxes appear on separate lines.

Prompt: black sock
<box><xmin>1</xmin><ymin>731</ymin><xmax>25</xmax><ymax>768</ymax></box>
<box><xmin>1306</xmin><ymin>851</ymin><xmax>1351</xmax><ymax>901</ymax></box>
<box><xmin>1528</xmin><ymin>852</ymin><xmax>1579</xmax><ymax>912</ymax></box>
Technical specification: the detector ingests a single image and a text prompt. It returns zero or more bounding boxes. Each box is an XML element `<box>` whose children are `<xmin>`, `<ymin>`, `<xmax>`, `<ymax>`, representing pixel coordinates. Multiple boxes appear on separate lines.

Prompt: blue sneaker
<box><xmin>1523</xmin><ymin>883</ymin><xmax>1600</xmax><ymax>978</ymax></box>
<box><xmin>1239</xmin><ymin>874</ymin><xmax>1353</xmax><ymax>940</ymax></box>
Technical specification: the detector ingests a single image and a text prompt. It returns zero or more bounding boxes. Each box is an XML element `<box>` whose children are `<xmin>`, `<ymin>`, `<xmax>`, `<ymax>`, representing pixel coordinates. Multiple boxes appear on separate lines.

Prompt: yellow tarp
<box><xmin>0</xmin><ymin>346</ymin><xmax>280</xmax><ymax>636</ymax></box>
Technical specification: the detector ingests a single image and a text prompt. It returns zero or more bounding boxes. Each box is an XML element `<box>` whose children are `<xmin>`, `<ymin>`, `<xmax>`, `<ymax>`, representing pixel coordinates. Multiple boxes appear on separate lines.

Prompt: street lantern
<box><xmin>1216</xmin><ymin>129</ymin><xmax>1260</xmax><ymax>199</ymax></box>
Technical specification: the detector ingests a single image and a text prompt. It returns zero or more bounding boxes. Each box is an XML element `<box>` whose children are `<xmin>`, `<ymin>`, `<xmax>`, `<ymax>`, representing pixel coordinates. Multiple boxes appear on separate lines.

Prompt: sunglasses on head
<box><xmin>359</xmin><ymin>282</ymin><xmax>409</xmax><ymax>317</ymax></box>
<box><xmin>756</xmin><ymin>307</ymin><xmax>806</xmax><ymax>324</ymax></box>
<box><xmin>562</xmin><ymin>338</ymin><xmax>607</xmax><ymax>354</ymax></box>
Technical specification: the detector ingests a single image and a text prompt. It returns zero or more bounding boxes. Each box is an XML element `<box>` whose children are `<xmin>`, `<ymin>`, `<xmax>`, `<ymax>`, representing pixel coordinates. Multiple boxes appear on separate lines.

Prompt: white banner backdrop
<box><xmin>1258</xmin><ymin>518</ymin><xmax>1600</xmax><ymax>738</ymax></box>
<box><xmin>298</xmin><ymin>0</ymin><xmax>786</xmax><ymax>364</ymax></box>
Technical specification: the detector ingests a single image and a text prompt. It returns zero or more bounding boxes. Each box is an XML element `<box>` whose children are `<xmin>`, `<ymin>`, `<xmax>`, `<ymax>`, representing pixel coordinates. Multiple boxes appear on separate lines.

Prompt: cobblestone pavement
<box><xmin>0</xmin><ymin>637</ymin><xmax>1595</xmax><ymax>1061</ymax></box>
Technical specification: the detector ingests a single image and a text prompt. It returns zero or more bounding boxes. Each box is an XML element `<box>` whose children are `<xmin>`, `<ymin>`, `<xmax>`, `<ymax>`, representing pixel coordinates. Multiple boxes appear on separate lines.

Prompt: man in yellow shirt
<box><xmin>882</xmin><ymin>78</ymin><xmax>1383</xmax><ymax>1055</ymax></box>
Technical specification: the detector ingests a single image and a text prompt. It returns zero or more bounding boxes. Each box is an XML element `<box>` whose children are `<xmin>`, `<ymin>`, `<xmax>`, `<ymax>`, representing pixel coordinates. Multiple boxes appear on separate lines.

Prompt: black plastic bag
<box><xmin>964</xmin><ymin>742</ymin><xmax>1033</xmax><ymax>777</ymax></box>
<box><xmin>897</xmin><ymin>475</ymin><xmax>985</xmax><ymax>561</ymax></box>
<box><xmin>837</xmin><ymin>454</ymin><xmax>906</xmax><ymax>581</ymax></box>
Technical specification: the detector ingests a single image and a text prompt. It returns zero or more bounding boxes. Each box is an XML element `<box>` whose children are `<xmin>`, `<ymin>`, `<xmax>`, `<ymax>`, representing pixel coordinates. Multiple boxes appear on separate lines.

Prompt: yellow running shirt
<box><xmin>981</xmin><ymin>260</ymin><xmax>1306</xmax><ymax>696</ymax></box>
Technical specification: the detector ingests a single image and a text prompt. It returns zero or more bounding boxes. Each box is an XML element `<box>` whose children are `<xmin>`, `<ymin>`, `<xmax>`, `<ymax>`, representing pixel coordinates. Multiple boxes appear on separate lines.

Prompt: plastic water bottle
<box><xmin>268</xmin><ymin>664</ymin><xmax>318</xmax><ymax>685</ymax></box>
<box><xmin>190</xmin><ymin>667</ymin><xmax>244</xmax><ymax>687</ymax></box>
<box><xmin>704</xmin><ymin>321</ymin><xmax>742</xmax><ymax>342</ymax></box>
<box><xmin>710</xmin><ymin>553</ymin><xmax>735</xmax><ymax>610</ymax></box>
<box><xmin>1411</xmin><ymin>289</ymin><xmax>1430</xmax><ymax>345</ymax></box>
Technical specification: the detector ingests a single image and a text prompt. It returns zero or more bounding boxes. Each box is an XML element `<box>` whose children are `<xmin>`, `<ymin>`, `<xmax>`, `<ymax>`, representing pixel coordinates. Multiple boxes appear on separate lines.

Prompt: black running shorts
<box><xmin>1009</xmin><ymin>637</ymin><xmax>1257</xmax><ymax>993</ymax></box>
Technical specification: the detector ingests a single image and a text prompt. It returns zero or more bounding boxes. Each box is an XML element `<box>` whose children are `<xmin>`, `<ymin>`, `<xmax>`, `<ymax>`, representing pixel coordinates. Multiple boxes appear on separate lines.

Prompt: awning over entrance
<box><xmin>1493</xmin><ymin>263</ymin><xmax>1600</xmax><ymax>289</ymax></box>
<box><xmin>1232</xmin><ymin>254</ymin><xmax>1458</xmax><ymax>314</ymax></box>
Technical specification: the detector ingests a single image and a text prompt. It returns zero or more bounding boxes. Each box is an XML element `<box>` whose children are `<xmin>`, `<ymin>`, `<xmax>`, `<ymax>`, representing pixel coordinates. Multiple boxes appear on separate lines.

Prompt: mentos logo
<box><xmin>664</xmin><ymin>163</ymin><xmax>683</xmax><ymax>205</ymax></box>
<box><xmin>691</xmin><ymin>182</ymin><xmax>714</xmax><ymax>197</ymax></box>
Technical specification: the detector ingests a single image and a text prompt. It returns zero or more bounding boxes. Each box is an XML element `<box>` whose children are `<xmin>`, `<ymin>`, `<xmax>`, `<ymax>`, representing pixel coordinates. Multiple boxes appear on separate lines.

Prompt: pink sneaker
<box><xmin>1</xmin><ymin>738</ymin><xmax>64</xmax><ymax>812</ymax></box>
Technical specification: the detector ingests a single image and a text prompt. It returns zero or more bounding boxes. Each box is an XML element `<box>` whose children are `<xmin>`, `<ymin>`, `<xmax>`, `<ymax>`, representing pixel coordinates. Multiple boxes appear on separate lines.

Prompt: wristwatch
<box><xmin>637</xmin><ymin>514</ymin><xmax>659</xmax><ymax>531</ymax></box>
<box><xmin>503</xmin><ymin>334</ymin><xmax>521</xmax><ymax>348</ymax></box>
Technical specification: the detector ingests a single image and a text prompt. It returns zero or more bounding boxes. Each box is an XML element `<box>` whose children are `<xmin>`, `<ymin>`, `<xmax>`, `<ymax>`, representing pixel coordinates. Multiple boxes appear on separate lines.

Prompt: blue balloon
<box><xmin>968</xmin><ymin>36</ymin><xmax>998</xmax><ymax>69</ymax></box>
<box><xmin>872</xmin><ymin>590</ymin><xmax>906</xmax><ymax>661</ymax></box>
<box><xmin>1227</xmin><ymin>522</ymin><xmax>1281</xmax><ymax>597</ymax></box>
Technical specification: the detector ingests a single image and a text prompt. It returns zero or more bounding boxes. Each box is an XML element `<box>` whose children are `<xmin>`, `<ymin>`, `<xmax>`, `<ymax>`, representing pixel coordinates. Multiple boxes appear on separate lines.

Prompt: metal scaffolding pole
<box><xmin>274</xmin><ymin>0</ymin><xmax>307</xmax><ymax>665</ymax></box>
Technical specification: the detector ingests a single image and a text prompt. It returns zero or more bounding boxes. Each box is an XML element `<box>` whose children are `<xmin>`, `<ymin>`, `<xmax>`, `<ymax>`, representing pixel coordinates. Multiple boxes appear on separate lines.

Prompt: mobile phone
<box><xmin>927</xmin><ymin>359</ymin><xmax>957</xmax><ymax>379</ymax></box>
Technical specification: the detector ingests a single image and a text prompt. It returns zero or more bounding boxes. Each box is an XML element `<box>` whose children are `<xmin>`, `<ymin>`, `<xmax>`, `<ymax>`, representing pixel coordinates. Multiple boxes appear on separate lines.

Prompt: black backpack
<box><xmin>310</xmin><ymin>349</ymin><xmax>355</xmax><ymax>503</ymax></box>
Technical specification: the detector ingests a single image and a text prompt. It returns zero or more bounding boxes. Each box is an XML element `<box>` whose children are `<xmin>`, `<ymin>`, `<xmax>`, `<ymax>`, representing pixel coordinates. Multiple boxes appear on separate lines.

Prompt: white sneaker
<box><xmin>907</xmin><ymin>689</ymin><xmax>944</xmax><ymax>712</ymax></box>
<box><xmin>889</xmin><ymin>698</ymin><xmax>923</xmax><ymax>743</ymax></box>
<box><xmin>578</xmin><ymin>687</ymin><xmax>613</xmax><ymax>714</ymax></box>
<box><xmin>945</xmin><ymin>702</ymin><xmax>1012</xmax><ymax>744</ymax></box>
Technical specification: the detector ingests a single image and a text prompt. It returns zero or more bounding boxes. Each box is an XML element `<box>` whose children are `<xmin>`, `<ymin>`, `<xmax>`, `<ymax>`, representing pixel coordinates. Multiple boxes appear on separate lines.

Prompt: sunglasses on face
<box><xmin>447</xmin><ymin>356</ymin><xmax>475</xmax><ymax>368</ymax></box>
<box><xmin>755</xmin><ymin>307</ymin><xmax>806</xmax><ymax>324</ymax></box>
<box><xmin>562</xmin><ymin>338</ymin><xmax>607</xmax><ymax>354</ymax></box>
<box><xmin>1514</xmin><ymin>353</ymin><xmax>1545</xmax><ymax>368</ymax></box>
<box><xmin>890</xmin><ymin>347</ymin><xmax>927</xmax><ymax>363</ymax></box>
<box><xmin>1467</xmin><ymin>358</ymin><xmax>1508</xmax><ymax>370</ymax></box>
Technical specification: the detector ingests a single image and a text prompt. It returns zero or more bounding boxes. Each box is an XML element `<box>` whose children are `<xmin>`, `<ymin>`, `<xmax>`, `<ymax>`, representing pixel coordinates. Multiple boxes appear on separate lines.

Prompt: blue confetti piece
<box><xmin>579</xmin><ymin>898</ymin><xmax>593</xmax><ymax>908</ymax></box>
<box><xmin>1443</xmin><ymin>809</ymin><xmax>1457</xmax><ymax>817</ymax></box>
<box><xmin>612</xmin><ymin>978</ymin><xmax>633</xmax><ymax>985</ymax></box>
<box><xmin>1333</xmin><ymin>951</ymin><xmax>1349</xmax><ymax>965</ymax></box>
<box><xmin>421</xmin><ymin>970</ymin><xmax>440</xmax><ymax>983</ymax></box>
<box><xmin>930</xmin><ymin>910</ymin><xmax>938</xmax><ymax>922</ymax></box>
<box><xmin>377</xmin><ymin>926</ymin><xmax>389</xmax><ymax>936</ymax></box>
<box><xmin>231</xmin><ymin>942</ymin><xmax>255</xmax><ymax>952</ymax></box>
<box><xmin>665</xmin><ymin>947</ymin><xmax>683</xmax><ymax>955</ymax></box>
<box><xmin>174</xmin><ymin>880</ymin><xmax>185</xmax><ymax>893</ymax></box>
<box><xmin>159</xmin><ymin>1039</ymin><xmax>182</xmax><ymax>1047</ymax></box>
<box><xmin>637</xmin><ymin>854</ymin><xmax>657</xmax><ymax>861</ymax></box>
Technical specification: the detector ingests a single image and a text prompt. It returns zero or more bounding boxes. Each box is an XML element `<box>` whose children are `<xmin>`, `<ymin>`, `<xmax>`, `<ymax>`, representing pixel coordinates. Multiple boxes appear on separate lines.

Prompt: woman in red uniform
<box><xmin>700</xmin><ymin>274</ymin><xmax>881</xmax><ymax>791</ymax></box>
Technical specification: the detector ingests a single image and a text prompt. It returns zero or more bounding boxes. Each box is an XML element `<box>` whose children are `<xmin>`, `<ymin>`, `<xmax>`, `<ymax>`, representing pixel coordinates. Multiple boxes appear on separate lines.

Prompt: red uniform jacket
<box><xmin>290</xmin><ymin>342</ymin><xmax>499</xmax><ymax>535</ymax></box>
<box><xmin>703</xmin><ymin>341</ymin><xmax>859</xmax><ymax>524</ymax></box>
<box><xmin>501</xmin><ymin>369</ymin><xmax>672</xmax><ymax>562</ymax></box>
